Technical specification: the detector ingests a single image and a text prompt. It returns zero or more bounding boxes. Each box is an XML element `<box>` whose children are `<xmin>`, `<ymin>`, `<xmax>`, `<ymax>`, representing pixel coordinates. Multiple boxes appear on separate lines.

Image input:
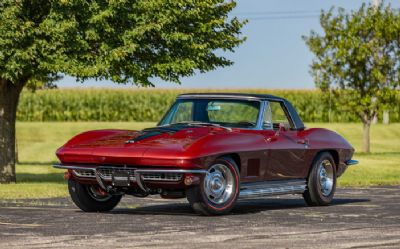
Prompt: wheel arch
<box><xmin>219</xmin><ymin>153</ymin><xmax>241</xmax><ymax>172</ymax></box>
<box><xmin>314</xmin><ymin>149</ymin><xmax>340</xmax><ymax>171</ymax></box>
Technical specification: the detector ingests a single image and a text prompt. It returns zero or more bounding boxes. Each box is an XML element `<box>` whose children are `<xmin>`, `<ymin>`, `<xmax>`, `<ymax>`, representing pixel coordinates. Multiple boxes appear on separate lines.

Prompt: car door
<box><xmin>261</xmin><ymin>101</ymin><xmax>307</xmax><ymax>180</ymax></box>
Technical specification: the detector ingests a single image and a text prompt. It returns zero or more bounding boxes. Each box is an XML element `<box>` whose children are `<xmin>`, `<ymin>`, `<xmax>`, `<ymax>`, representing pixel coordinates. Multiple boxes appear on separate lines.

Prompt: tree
<box><xmin>303</xmin><ymin>3</ymin><xmax>400</xmax><ymax>153</ymax></box>
<box><xmin>0</xmin><ymin>0</ymin><xmax>246</xmax><ymax>183</ymax></box>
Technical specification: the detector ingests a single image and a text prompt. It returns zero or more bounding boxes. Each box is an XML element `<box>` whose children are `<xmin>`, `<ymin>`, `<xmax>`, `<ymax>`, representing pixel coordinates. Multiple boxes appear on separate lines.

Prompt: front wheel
<box><xmin>303</xmin><ymin>152</ymin><xmax>336</xmax><ymax>206</ymax></box>
<box><xmin>68</xmin><ymin>180</ymin><xmax>122</xmax><ymax>212</ymax></box>
<box><xmin>186</xmin><ymin>157</ymin><xmax>240</xmax><ymax>215</ymax></box>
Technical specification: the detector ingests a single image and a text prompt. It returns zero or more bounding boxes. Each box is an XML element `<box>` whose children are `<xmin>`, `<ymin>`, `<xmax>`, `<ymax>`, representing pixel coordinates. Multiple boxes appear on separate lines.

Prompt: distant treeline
<box><xmin>17</xmin><ymin>89</ymin><xmax>400</xmax><ymax>123</ymax></box>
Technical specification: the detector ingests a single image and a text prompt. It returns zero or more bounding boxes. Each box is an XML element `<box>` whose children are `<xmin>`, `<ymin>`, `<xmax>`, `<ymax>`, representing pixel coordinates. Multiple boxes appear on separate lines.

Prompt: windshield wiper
<box><xmin>169</xmin><ymin>121</ymin><xmax>232</xmax><ymax>131</ymax></box>
<box><xmin>143</xmin><ymin>126</ymin><xmax>179</xmax><ymax>132</ymax></box>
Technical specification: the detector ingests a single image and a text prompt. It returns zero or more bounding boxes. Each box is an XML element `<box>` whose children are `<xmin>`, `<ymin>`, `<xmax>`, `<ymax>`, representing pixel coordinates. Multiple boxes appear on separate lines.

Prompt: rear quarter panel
<box><xmin>301</xmin><ymin>128</ymin><xmax>355</xmax><ymax>177</ymax></box>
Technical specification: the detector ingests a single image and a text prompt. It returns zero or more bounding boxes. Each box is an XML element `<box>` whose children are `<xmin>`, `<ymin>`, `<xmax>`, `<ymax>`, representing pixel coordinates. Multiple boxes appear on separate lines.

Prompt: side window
<box><xmin>263</xmin><ymin>101</ymin><xmax>292</xmax><ymax>130</ymax></box>
<box><xmin>171</xmin><ymin>102</ymin><xmax>193</xmax><ymax>123</ymax></box>
<box><xmin>206</xmin><ymin>101</ymin><xmax>259</xmax><ymax>126</ymax></box>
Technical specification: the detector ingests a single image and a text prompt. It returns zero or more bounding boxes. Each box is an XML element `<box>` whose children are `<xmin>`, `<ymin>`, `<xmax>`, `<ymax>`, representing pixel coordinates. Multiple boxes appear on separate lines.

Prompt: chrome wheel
<box><xmin>318</xmin><ymin>159</ymin><xmax>334</xmax><ymax>196</ymax></box>
<box><xmin>203</xmin><ymin>164</ymin><xmax>235</xmax><ymax>205</ymax></box>
<box><xmin>86</xmin><ymin>186</ymin><xmax>113</xmax><ymax>202</ymax></box>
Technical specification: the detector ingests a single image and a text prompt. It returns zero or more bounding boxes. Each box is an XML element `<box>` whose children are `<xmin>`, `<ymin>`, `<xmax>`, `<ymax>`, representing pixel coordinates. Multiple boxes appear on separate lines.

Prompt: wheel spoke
<box><xmin>318</xmin><ymin>160</ymin><xmax>334</xmax><ymax>196</ymax></box>
<box><xmin>204</xmin><ymin>164</ymin><xmax>235</xmax><ymax>205</ymax></box>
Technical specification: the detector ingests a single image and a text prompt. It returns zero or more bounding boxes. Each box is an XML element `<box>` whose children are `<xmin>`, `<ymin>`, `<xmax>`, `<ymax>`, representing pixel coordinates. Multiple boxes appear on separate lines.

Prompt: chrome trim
<box><xmin>203</xmin><ymin>163</ymin><xmax>235</xmax><ymax>205</ymax></box>
<box><xmin>318</xmin><ymin>159</ymin><xmax>334</xmax><ymax>196</ymax></box>
<box><xmin>134</xmin><ymin>169</ymin><xmax>208</xmax><ymax>174</ymax></box>
<box><xmin>54</xmin><ymin>164</ymin><xmax>98</xmax><ymax>171</ymax></box>
<box><xmin>53</xmin><ymin>164</ymin><xmax>207</xmax><ymax>192</ymax></box>
<box><xmin>72</xmin><ymin>169</ymin><xmax>96</xmax><ymax>178</ymax></box>
<box><xmin>239</xmin><ymin>179</ymin><xmax>307</xmax><ymax>199</ymax></box>
<box><xmin>134</xmin><ymin>169</ymin><xmax>208</xmax><ymax>192</ymax></box>
<box><xmin>255</xmin><ymin>100</ymin><xmax>267</xmax><ymax>130</ymax></box>
<box><xmin>134</xmin><ymin>171</ymin><xmax>147</xmax><ymax>192</ymax></box>
<box><xmin>95</xmin><ymin>169</ymin><xmax>107</xmax><ymax>191</ymax></box>
<box><xmin>257</xmin><ymin>100</ymin><xmax>298</xmax><ymax>131</ymax></box>
<box><xmin>345</xmin><ymin>159</ymin><xmax>359</xmax><ymax>166</ymax></box>
<box><xmin>239</xmin><ymin>185</ymin><xmax>306</xmax><ymax>199</ymax></box>
<box><xmin>143</xmin><ymin>173</ymin><xmax>182</xmax><ymax>181</ymax></box>
<box><xmin>96</xmin><ymin>167</ymin><xmax>136</xmax><ymax>181</ymax></box>
<box><xmin>263</xmin><ymin>100</ymin><xmax>297</xmax><ymax>130</ymax></box>
<box><xmin>183</xmin><ymin>122</ymin><xmax>233</xmax><ymax>132</ymax></box>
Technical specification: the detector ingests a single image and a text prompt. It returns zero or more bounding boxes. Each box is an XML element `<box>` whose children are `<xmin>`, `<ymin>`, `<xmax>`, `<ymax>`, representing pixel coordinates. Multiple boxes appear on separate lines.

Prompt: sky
<box><xmin>58</xmin><ymin>0</ymin><xmax>400</xmax><ymax>89</ymax></box>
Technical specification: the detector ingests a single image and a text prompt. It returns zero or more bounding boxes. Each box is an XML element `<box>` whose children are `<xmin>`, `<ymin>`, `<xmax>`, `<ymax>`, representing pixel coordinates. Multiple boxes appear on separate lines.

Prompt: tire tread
<box><xmin>303</xmin><ymin>152</ymin><xmax>336</xmax><ymax>206</ymax></box>
<box><xmin>68</xmin><ymin>180</ymin><xmax>122</xmax><ymax>212</ymax></box>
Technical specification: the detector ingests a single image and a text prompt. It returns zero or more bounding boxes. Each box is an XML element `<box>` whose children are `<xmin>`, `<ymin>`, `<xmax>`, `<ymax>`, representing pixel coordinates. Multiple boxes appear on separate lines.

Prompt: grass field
<box><xmin>0</xmin><ymin>122</ymin><xmax>399</xmax><ymax>199</ymax></box>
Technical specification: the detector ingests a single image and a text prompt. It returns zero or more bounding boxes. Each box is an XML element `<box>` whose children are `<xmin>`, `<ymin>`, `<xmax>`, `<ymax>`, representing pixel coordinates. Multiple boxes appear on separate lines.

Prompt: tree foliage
<box><xmin>303</xmin><ymin>3</ymin><xmax>400</xmax><ymax>152</ymax></box>
<box><xmin>0</xmin><ymin>0</ymin><xmax>245</xmax><ymax>183</ymax></box>
<box><xmin>0</xmin><ymin>0</ymin><xmax>245</xmax><ymax>86</ymax></box>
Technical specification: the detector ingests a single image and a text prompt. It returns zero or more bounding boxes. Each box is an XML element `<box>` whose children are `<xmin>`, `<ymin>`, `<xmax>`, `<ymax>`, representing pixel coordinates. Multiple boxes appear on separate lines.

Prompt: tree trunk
<box><xmin>0</xmin><ymin>78</ymin><xmax>24</xmax><ymax>183</ymax></box>
<box><xmin>362</xmin><ymin>121</ymin><xmax>371</xmax><ymax>153</ymax></box>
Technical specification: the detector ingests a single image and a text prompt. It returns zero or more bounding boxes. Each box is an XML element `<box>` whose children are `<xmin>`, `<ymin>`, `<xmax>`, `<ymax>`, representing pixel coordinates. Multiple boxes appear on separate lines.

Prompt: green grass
<box><xmin>308</xmin><ymin>123</ymin><xmax>400</xmax><ymax>186</ymax></box>
<box><xmin>1</xmin><ymin>122</ymin><xmax>154</xmax><ymax>199</ymax></box>
<box><xmin>0</xmin><ymin>122</ymin><xmax>399</xmax><ymax>199</ymax></box>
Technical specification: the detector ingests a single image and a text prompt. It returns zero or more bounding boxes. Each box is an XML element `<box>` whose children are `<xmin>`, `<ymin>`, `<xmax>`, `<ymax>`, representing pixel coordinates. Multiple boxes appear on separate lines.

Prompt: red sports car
<box><xmin>54</xmin><ymin>93</ymin><xmax>358</xmax><ymax>215</ymax></box>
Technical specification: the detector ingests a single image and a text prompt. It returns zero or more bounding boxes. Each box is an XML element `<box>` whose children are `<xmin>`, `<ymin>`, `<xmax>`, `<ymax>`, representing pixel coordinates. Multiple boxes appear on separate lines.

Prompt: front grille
<box><xmin>98</xmin><ymin>168</ymin><xmax>113</xmax><ymax>178</ymax></box>
<box><xmin>97</xmin><ymin>167</ymin><xmax>135</xmax><ymax>180</ymax></box>
<box><xmin>142</xmin><ymin>173</ymin><xmax>182</xmax><ymax>181</ymax></box>
<box><xmin>72</xmin><ymin>168</ymin><xmax>183</xmax><ymax>182</ymax></box>
<box><xmin>73</xmin><ymin>169</ymin><xmax>95</xmax><ymax>178</ymax></box>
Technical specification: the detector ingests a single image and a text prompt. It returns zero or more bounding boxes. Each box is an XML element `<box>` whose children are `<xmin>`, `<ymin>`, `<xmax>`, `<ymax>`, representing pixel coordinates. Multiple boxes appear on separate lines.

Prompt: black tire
<box><xmin>303</xmin><ymin>152</ymin><xmax>337</xmax><ymax>206</ymax></box>
<box><xmin>186</xmin><ymin>157</ymin><xmax>240</xmax><ymax>215</ymax></box>
<box><xmin>68</xmin><ymin>180</ymin><xmax>122</xmax><ymax>212</ymax></box>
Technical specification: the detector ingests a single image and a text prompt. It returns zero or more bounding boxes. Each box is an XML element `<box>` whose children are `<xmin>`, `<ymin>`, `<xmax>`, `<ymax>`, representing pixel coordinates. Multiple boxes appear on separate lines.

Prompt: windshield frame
<box><xmin>158</xmin><ymin>98</ymin><xmax>266</xmax><ymax>130</ymax></box>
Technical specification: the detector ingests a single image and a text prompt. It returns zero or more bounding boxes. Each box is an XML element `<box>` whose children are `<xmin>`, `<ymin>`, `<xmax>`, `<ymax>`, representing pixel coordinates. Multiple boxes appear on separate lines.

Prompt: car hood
<box><xmin>56</xmin><ymin>126</ymin><xmax>230</xmax><ymax>165</ymax></box>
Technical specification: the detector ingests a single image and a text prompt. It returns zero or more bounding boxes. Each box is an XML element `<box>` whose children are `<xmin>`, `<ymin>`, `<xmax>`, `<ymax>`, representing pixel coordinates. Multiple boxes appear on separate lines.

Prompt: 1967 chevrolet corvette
<box><xmin>54</xmin><ymin>93</ymin><xmax>358</xmax><ymax>215</ymax></box>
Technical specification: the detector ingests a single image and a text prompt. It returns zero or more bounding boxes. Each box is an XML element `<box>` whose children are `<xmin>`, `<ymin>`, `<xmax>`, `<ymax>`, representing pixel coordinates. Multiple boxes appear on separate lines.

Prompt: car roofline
<box><xmin>176</xmin><ymin>93</ymin><xmax>305</xmax><ymax>131</ymax></box>
<box><xmin>177</xmin><ymin>93</ymin><xmax>285</xmax><ymax>102</ymax></box>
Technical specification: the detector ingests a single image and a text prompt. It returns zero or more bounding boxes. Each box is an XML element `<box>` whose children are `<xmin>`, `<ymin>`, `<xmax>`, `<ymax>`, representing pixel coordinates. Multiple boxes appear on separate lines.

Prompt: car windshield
<box><xmin>159</xmin><ymin>99</ymin><xmax>261</xmax><ymax>128</ymax></box>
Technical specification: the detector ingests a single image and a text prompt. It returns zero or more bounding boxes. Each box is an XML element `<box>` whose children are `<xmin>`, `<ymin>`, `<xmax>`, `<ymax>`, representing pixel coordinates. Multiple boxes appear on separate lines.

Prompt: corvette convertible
<box><xmin>54</xmin><ymin>93</ymin><xmax>358</xmax><ymax>215</ymax></box>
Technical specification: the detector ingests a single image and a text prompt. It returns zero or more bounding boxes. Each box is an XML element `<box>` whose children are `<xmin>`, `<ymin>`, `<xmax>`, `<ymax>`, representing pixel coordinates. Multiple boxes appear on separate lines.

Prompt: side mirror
<box><xmin>279</xmin><ymin>123</ymin><xmax>286</xmax><ymax>132</ymax></box>
<box><xmin>275</xmin><ymin>123</ymin><xmax>286</xmax><ymax>136</ymax></box>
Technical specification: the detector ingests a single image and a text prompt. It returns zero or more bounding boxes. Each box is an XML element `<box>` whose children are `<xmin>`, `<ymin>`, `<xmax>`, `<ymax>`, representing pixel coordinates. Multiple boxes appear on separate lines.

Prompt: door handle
<box><xmin>265</xmin><ymin>137</ymin><xmax>277</xmax><ymax>142</ymax></box>
<box><xmin>297</xmin><ymin>139</ymin><xmax>309</xmax><ymax>145</ymax></box>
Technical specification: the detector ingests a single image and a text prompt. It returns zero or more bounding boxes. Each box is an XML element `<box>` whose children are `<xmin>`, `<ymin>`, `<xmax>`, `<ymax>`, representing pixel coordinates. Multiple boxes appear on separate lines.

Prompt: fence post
<box><xmin>383</xmin><ymin>110</ymin><xmax>389</xmax><ymax>124</ymax></box>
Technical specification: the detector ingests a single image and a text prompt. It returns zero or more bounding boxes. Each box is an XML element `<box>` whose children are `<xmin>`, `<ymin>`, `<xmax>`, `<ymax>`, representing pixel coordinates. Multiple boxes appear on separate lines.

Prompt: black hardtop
<box><xmin>177</xmin><ymin>92</ymin><xmax>305</xmax><ymax>130</ymax></box>
<box><xmin>178</xmin><ymin>92</ymin><xmax>285</xmax><ymax>101</ymax></box>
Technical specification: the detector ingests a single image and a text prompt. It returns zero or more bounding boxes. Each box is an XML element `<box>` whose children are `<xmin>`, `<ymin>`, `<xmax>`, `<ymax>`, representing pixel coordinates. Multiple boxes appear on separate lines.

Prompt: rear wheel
<box><xmin>68</xmin><ymin>180</ymin><xmax>122</xmax><ymax>212</ymax></box>
<box><xmin>186</xmin><ymin>157</ymin><xmax>240</xmax><ymax>215</ymax></box>
<box><xmin>303</xmin><ymin>152</ymin><xmax>336</xmax><ymax>206</ymax></box>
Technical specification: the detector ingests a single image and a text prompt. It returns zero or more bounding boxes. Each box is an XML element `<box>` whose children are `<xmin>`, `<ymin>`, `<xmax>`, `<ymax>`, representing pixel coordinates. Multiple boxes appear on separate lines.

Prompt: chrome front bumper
<box><xmin>53</xmin><ymin>164</ymin><xmax>207</xmax><ymax>193</ymax></box>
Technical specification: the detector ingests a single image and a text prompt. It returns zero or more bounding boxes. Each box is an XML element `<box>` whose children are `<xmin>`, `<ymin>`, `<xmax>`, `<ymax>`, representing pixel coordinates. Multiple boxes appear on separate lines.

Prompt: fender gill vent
<box><xmin>247</xmin><ymin>158</ymin><xmax>260</xmax><ymax>176</ymax></box>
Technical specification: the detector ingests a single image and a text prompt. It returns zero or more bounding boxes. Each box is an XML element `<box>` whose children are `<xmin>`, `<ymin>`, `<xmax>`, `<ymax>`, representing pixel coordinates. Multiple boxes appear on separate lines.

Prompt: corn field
<box><xmin>17</xmin><ymin>88</ymin><xmax>400</xmax><ymax>122</ymax></box>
